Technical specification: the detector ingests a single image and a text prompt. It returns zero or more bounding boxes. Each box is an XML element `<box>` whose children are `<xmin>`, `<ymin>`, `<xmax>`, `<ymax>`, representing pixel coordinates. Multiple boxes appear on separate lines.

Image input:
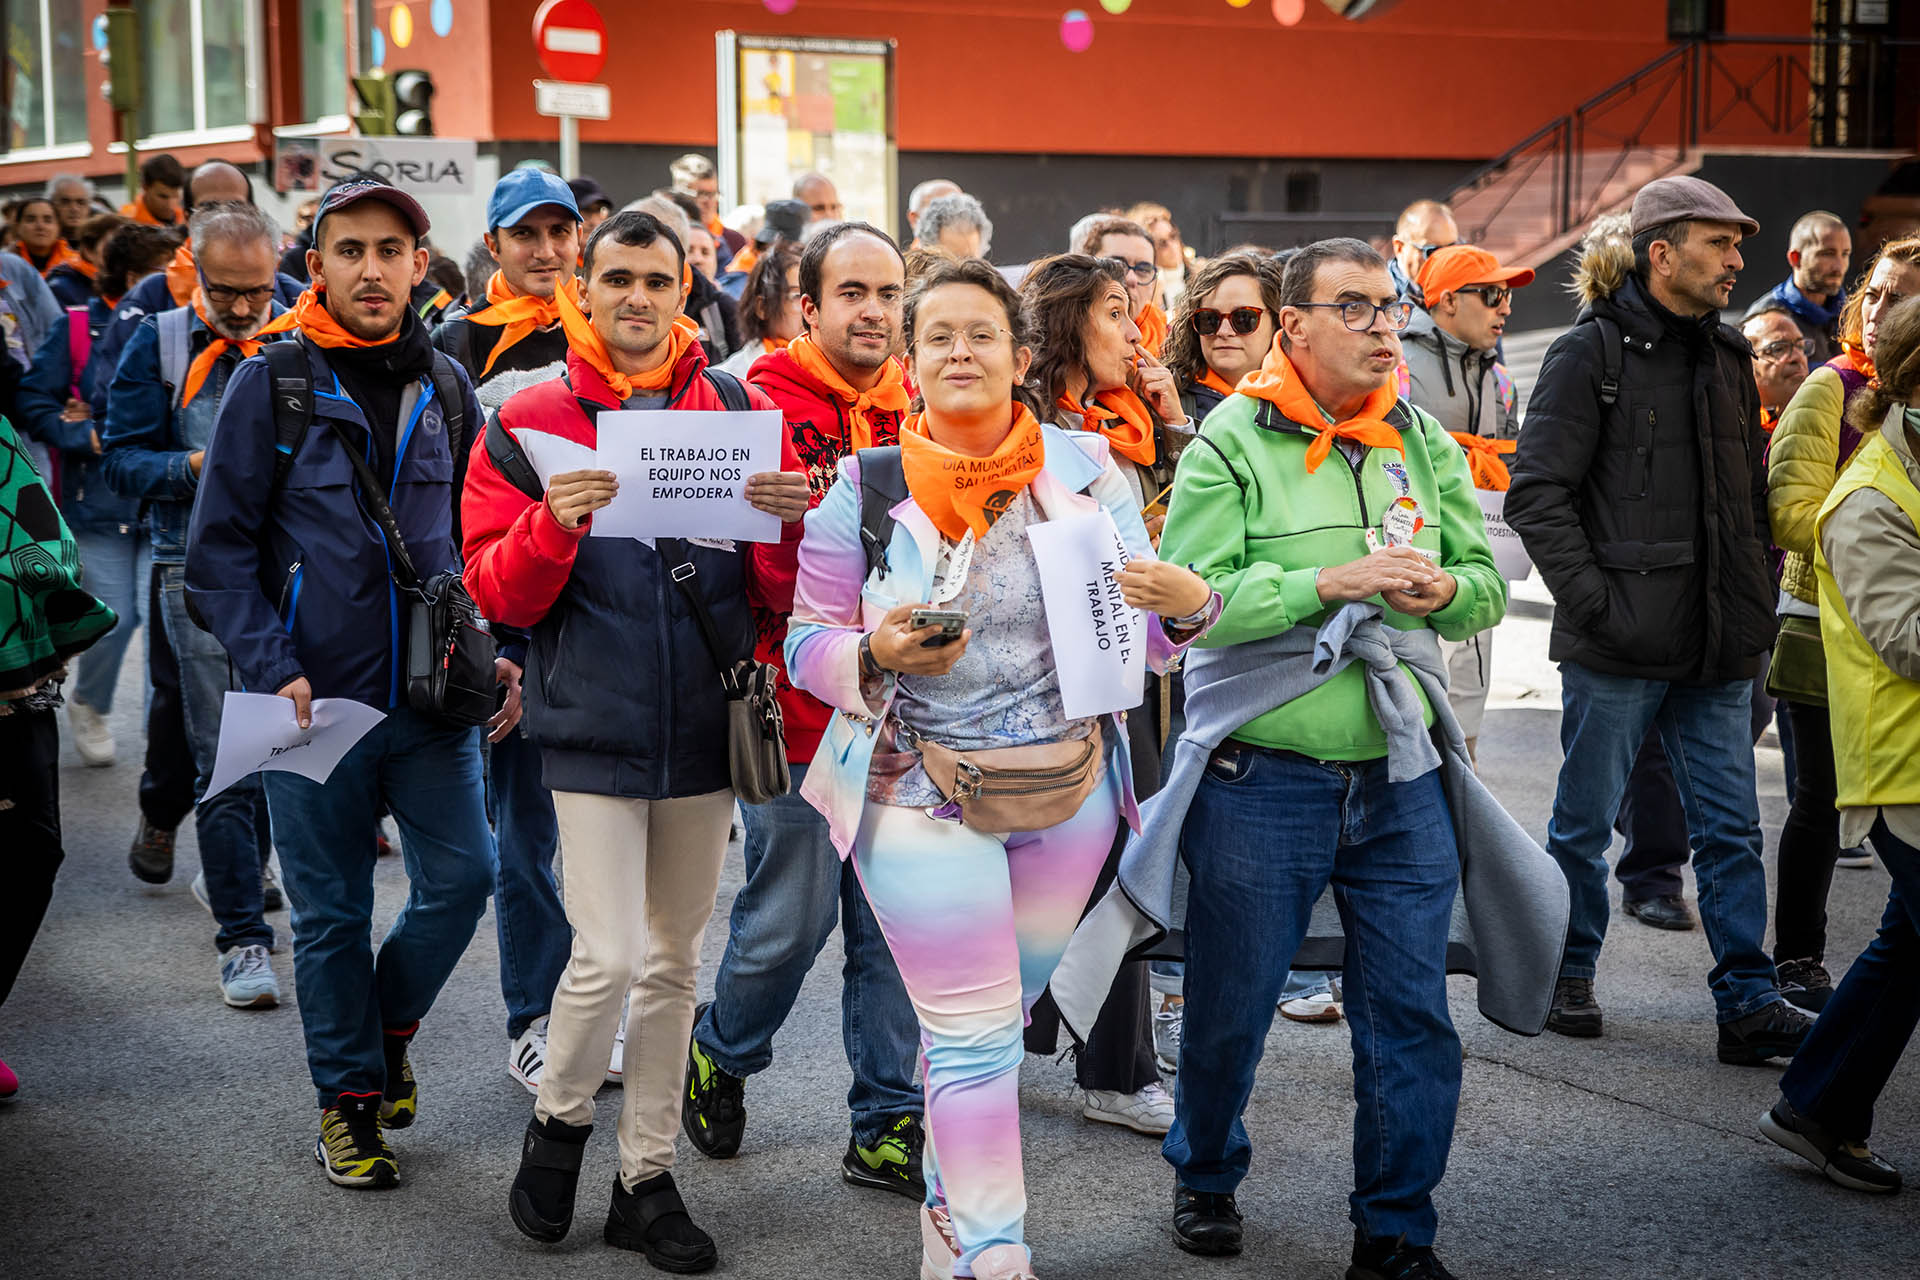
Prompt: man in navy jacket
<box><xmin>186</xmin><ymin>179</ymin><xmax>496</xmax><ymax>1192</ymax></box>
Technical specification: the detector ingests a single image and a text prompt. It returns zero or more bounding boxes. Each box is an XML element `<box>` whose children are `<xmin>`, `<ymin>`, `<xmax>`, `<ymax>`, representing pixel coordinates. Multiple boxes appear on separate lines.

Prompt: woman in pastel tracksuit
<box><xmin>784</xmin><ymin>256</ymin><xmax>1218</xmax><ymax>1280</ymax></box>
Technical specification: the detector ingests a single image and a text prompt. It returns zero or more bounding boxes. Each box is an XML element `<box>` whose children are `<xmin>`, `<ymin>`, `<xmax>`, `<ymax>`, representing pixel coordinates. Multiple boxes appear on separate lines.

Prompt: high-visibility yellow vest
<box><xmin>1814</xmin><ymin>428</ymin><xmax>1920</xmax><ymax>811</ymax></box>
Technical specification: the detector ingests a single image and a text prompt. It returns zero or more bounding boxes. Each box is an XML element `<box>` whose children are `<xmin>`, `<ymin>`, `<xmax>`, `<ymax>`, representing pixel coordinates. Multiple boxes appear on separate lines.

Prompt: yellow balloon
<box><xmin>1100</xmin><ymin>0</ymin><xmax>1131</xmax><ymax>11</ymax></box>
<box><xmin>391</xmin><ymin>2</ymin><xmax>413</xmax><ymax>48</ymax></box>
<box><xmin>1227</xmin><ymin>0</ymin><xmax>1253</xmax><ymax>7</ymax></box>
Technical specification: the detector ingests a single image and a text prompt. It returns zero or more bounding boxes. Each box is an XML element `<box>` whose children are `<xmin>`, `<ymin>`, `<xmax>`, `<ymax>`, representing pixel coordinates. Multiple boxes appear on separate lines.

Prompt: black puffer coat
<box><xmin>1506</xmin><ymin>269</ymin><xmax>1776</xmax><ymax>683</ymax></box>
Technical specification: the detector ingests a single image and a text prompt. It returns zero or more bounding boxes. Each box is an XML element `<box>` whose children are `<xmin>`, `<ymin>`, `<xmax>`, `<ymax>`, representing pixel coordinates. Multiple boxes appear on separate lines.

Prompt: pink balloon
<box><xmin>1271</xmin><ymin>0</ymin><xmax>1304</xmax><ymax>23</ymax></box>
<box><xmin>763</xmin><ymin>0</ymin><xmax>796</xmax><ymax>13</ymax></box>
<box><xmin>1059</xmin><ymin>9</ymin><xmax>1094</xmax><ymax>52</ymax></box>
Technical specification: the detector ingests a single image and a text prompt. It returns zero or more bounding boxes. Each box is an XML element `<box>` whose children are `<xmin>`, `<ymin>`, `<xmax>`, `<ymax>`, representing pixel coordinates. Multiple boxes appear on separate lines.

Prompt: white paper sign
<box><xmin>1028</xmin><ymin>510</ymin><xmax>1146</xmax><ymax>719</ymax></box>
<box><xmin>591</xmin><ymin>409</ymin><xmax>784</xmax><ymax>543</ymax></box>
<box><xmin>203</xmin><ymin>692</ymin><xmax>387</xmax><ymax>800</ymax></box>
<box><xmin>1477</xmin><ymin>489</ymin><xmax>1533</xmax><ymax>581</ymax></box>
<box><xmin>514</xmin><ymin>429</ymin><xmax>598</xmax><ymax>490</ymax></box>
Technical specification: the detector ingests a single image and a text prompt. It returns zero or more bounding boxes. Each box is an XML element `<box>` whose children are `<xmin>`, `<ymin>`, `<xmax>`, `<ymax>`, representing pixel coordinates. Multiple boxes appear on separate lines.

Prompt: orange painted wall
<box><xmin>473</xmin><ymin>0</ymin><xmax>1814</xmax><ymax>158</ymax></box>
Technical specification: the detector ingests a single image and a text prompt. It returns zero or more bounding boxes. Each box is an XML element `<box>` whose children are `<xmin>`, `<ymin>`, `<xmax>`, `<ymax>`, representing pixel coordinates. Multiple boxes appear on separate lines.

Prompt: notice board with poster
<box><xmin>716</xmin><ymin>32</ymin><xmax>897</xmax><ymax>240</ymax></box>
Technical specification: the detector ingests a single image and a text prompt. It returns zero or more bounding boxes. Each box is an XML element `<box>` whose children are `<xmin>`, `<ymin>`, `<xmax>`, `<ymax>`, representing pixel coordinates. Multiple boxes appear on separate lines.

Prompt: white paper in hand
<box><xmin>512</xmin><ymin>429</ymin><xmax>599</xmax><ymax>490</ymax></box>
<box><xmin>1028</xmin><ymin>509</ymin><xmax>1146</xmax><ymax>719</ymax></box>
<box><xmin>202</xmin><ymin>692</ymin><xmax>387</xmax><ymax>800</ymax></box>
<box><xmin>1476</xmin><ymin>489</ymin><xmax>1533</xmax><ymax>581</ymax></box>
<box><xmin>590</xmin><ymin>409</ymin><xmax>784</xmax><ymax>543</ymax></box>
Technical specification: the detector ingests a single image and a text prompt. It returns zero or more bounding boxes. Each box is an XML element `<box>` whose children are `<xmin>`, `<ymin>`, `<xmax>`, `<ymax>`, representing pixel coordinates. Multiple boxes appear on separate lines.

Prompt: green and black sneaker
<box><xmin>682</xmin><ymin>1003</ymin><xmax>746</xmax><ymax>1158</ymax></box>
<box><xmin>380</xmin><ymin>1021</ymin><xmax>419</xmax><ymax>1130</ymax></box>
<box><xmin>315</xmin><ymin>1091</ymin><xmax>399</xmax><ymax>1188</ymax></box>
<box><xmin>842</xmin><ymin>1112</ymin><xmax>925</xmax><ymax>1200</ymax></box>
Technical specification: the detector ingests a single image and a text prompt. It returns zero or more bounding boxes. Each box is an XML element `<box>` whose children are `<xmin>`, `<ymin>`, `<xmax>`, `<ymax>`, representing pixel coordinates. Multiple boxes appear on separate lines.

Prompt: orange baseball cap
<box><xmin>1418</xmin><ymin>245</ymin><xmax>1535</xmax><ymax>303</ymax></box>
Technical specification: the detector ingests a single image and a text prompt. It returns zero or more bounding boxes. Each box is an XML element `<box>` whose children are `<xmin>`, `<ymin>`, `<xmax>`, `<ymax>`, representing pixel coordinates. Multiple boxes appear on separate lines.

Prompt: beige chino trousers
<box><xmin>534</xmin><ymin>787</ymin><xmax>735</xmax><ymax>1187</ymax></box>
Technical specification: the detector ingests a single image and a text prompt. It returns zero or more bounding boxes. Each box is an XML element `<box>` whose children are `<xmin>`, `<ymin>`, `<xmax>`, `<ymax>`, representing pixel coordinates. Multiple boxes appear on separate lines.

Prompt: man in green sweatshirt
<box><xmin>1156</xmin><ymin>238</ymin><xmax>1504</xmax><ymax>1279</ymax></box>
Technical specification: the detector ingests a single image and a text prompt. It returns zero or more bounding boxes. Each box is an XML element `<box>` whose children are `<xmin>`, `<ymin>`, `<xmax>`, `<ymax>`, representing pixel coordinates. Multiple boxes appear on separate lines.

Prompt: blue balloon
<box><xmin>92</xmin><ymin>15</ymin><xmax>110</xmax><ymax>51</ymax></box>
<box><xmin>371</xmin><ymin>28</ymin><xmax>386</xmax><ymax>68</ymax></box>
<box><xmin>430</xmin><ymin>0</ymin><xmax>453</xmax><ymax>37</ymax></box>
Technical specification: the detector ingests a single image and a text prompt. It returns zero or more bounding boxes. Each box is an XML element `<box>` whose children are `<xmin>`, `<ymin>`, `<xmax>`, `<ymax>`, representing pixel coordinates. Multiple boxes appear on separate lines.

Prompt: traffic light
<box><xmin>102</xmin><ymin>9</ymin><xmax>141</xmax><ymax>113</ymax></box>
<box><xmin>352</xmin><ymin>72</ymin><xmax>395</xmax><ymax>135</ymax></box>
<box><xmin>391</xmin><ymin>71</ymin><xmax>435</xmax><ymax>137</ymax></box>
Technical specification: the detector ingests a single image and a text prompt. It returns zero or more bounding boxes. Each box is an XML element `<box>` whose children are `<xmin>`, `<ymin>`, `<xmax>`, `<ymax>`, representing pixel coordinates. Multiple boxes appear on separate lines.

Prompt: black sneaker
<box><xmin>682</xmin><ymin>1004</ymin><xmax>745</xmax><ymax>1158</ymax></box>
<box><xmin>1348</xmin><ymin>1231</ymin><xmax>1460</xmax><ymax>1280</ymax></box>
<box><xmin>841</xmin><ymin>1112</ymin><xmax>925</xmax><ymax>1199</ymax></box>
<box><xmin>380</xmin><ymin>1021</ymin><xmax>419</xmax><ymax>1129</ymax></box>
<box><xmin>315</xmin><ymin>1091</ymin><xmax>398</xmax><ymax>1188</ymax></box>
<box><xmin>1171</xmin><ymin>1184</ymin><xmax>1243</xmax><ymax>1257</ymax></box>
<box><xmin>1775</xmin><ymin>958</ymin><xmax>1834</xmax><ymax>1014</ymax></box>
<box><xmin>129</xmin><ymin>817</ymin><xmax>176</xmax><ymax>885</ymax></box>
<box><xmin>1622</xmin><ymin>893</ymin><xmax>1695</xmax><ymax>931</ymax></box>
<box><xmin>605</xmin><ymin>1171</ymin><xmax>717</xmax><ymax>1273</ymax></box>
<box><xmin>1759</xmin><ymin>1098</ymin><xmax>1902</xmax><ymax>1193</ymax></box>
<box><xmin>1546</xmin><ymin>976</ymin><xmax>1603</xmax><ymax>1038</ymax></box>
<box><xmin>1718</xmin><ymin>1000</ymin><xmax>1814</xmax><ymax>1066</ymax></box>
<box><xmin>510</xmin><ymin>1115</ymin><xmax>593</xmax><ymax>1241</ymax></box>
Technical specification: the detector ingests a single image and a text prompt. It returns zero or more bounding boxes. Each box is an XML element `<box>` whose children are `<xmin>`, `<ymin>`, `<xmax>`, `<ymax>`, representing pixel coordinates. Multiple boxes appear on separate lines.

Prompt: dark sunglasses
<box><xmin>1190</xmin><ymin>306</ymin><xmax>1269</xmax><ymax>337</ymax></box>
<box><xmin>1456</xmin><ymin>284</ymin><xmax>1512</xmax><ymax>308</ymax></box>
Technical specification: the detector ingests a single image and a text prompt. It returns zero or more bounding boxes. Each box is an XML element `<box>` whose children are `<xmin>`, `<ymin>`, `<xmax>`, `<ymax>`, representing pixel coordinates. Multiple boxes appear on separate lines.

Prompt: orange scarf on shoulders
<box><xmin>39</xmin><ymin>241</ymin><xmax>83</xmax><ymax>279</ymax></box>
<box><xmin>785</xmin><ymin>332</ymin><xmax>907</xmax><ymax>452</ymax></box>
<box><xmin>1135</xmin><ymin>302</ymin><xmax>1168</xmax><ymax>357</ymax></box>
<box><xmin>1835</xmin><ymin>341</ymin><xmax>1876</xmax><ymax>381</ymax></box>
<box><xmin>180</xmin><ymin>292</ymin><xmax>299</xmax><ymax>406</ymax></box>
<box><xmin>1057</xmin><ymin>386</ymin><xmax>1157</xmax><ymax>466</ymax></box>
<box><xmin>1448</xmin><ymin>432</ymin><xmax>1516</xmax><ymax>491</ymax></box>
<box><xmin>1237</xmin><ymin>342</ymin><xmax>1404</xmax><ymax>473</ymax></box>
<box><xmin>462</xmin><ymin>270</ymin><xmax>582</xmax><ymax>376</ymax></box>
<box><xmin>899</xmin><ymin>405</ymin><xmax>1046</xmax><ymax>541</ymax></box>
<box><xmin>706</xmin><ymin>216</ymin><xmax>727</xmax><ymax>239</ymax></box>
<box><xmin>729</xmin><ymin>245</ymin><xmax>761</xmax><ymax>278</ymax></box>
<box><xmin>1196</xmin><ymin>368</ymin><xmax>1237</xmax><ymax>397</ymax></box>
<box><xmin>165</xmin><ymin>244</ymin><xmax>199</xmax><ymax>306</ymax></box>
<box><xmin>554</xmin><ymin>284</ymin><xmax>698</xmax><ymax>401</ymax></box>
<box><xmin>289</xmin><ymin>288</ymin><xmax>400</xmax><ymax>350</ymax></box>
<box><xmin>122</xmin><ymin>199</ymin><xmax>184</xmax><ymax>228</ymax></box>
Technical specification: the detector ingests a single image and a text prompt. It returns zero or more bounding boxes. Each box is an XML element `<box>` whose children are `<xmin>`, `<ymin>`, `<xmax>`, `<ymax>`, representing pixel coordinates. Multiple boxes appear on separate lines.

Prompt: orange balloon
<box><xmin>1271</xmin><ymin>0</ymin><xmax>1305</xmax><ymax>22</ymax></box>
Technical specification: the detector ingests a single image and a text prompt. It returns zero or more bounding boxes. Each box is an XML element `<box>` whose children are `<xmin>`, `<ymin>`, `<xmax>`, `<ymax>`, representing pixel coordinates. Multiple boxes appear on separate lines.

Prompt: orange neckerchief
<box><xmin>1836</xmin><ymin>341</ymin><xmax>1876</xmax><ymax>381</ymax></box>
<box><xmin>554</xmin><ymin>284</ymin><xmax>698</xmax><ymax>401</ymax></box>
<box><xmin>1448</xmin><ymin>432</ymin><xmax>1517</xmax><ymax>491</ymax></box>
<box><xmin>165</xmin><ymin>244</ymin><xmax>199</xmax><ymax>306</ymax></box>
<box><xmin>180</xmin><ymin>292</ymin><xmax>299</xmax><ymax>406</ymax></box>
<box><xmin>1136</xmin><ymin>302</ymin><xmax>1168</xmax><ymax>357</ymax></box>
<box><xmin>1197</xmin><ymin>368</ymin><xmax>1237</xmax><ymax>397</ymax></box>
<box><xmin>730</xmin><ymin>245</ymin><xmax>761</xmax><ymax>278</ymax></box>
<box><xmin>1057</xmin><ymin>386</ymin><xmax>1157</xmax><ymax>466</ymax></box>
<box><xmin>289</xmin><ymin>288</ymin><xmax>399</xmax><ymax>350</ymax></box>
<box><xmin>1761</xmin><ymin>405</ymin><xmax>1782</xmax><ymax>434</ymax></box>
<box><xmin>462</xmin><ymin>270</ymin><xmax>582</xmax><ymax>376</ymax></box>
<box><xmin>1237</xmin><ymin>342</ymin><xmax>1404</xmax><ymax>472</ymax></box>
<box><xmin>122</xmin><ymin>199</ymin><xmax>184</xmax><ymax>228</ymax></box>
<box><xmin>899</xmin><ymin>405</ymin><xmax>1047</xmax><ymax>541</ymax></box>
<box><xmin>39</xmin><ymin>241</ymin><xmax>83</xmax><ymax>279</ymax></box>
<box><xmin>784</xmin><ymin>332</ymin><xmax>908</xmax><ymax>452</ymax></box>
<box><xmin>706</xmin><ymin>216</ymin><xmax>727</xmax><ymax>239</ymax></box>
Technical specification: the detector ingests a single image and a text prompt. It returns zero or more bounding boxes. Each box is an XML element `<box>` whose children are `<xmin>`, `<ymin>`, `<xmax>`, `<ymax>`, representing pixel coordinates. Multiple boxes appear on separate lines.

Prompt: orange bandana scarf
<box><xmin>1448</xmin><ymin>431</ymin><xmax>1517</xmax><ymax>491</ymax></box>
<box><xmin>1196</xmin><ymin>368</ymin><xmax>1237</xmax><ymax>398</ymax></box>
<box><xmin>706</xmin><ymin>216</ymin><xmax>727</xmax><ymax>239</ymax></box>
<box><xmin>463</xmin><ymin>270</ymin><xmax>582</xmax><ymax>376</ymax></box>
<box><xmin>122</xmin><ymin>199</ymin><xmax>184</xmax><ymax>228</ymax></box>
<box><xmin>785</xmin><ymin>332</ymin><xmax>908</xmax><ymax>452</ymax></box>
<box><xmin>288</xmin><ymin>288</ymin><xmax>401</xmax><ymax>350</ymax></box>
<box><xmin>899</xmin><ymin>405</ymin><xmax>1046</xmax><ymax>541</ymax></box>
<box><xmin>554</xmin><ymin>284</ymin><xmax>698</xmax><ymax>401</ymax></box>
<box><xmin>1135</xmin><ymin>302</ymin><xmax>1168</xmax><ymax>357</ymax></box>
<box><xmin>730</xmin><ymin>245</ymin><xmax>761</xmax><ymax>278</ymax></box>
<box><xmin>1057</xmin><ymin>386</ymin><xmax>1157</xmax><ymax>466</ymax></box>
<box><xmin>165</xmin><ymin>243</ymin><xmax>199</xmax><ymax>306</ymax></box>
<box><xmin>180</xmin><ymin>292</ymin><xmax>299</xmax><ymax>406</ymax></box>
<box><xmin>39</xmin><ymin>241</ymin><xmax>83</xmax><ymax>279</ymax></box>
<box><xmin>1836</xmin><ymin>341</ymin><xmax>1876</xmax><ymax>381</ymax></box>
<box><xmin>1237</xmin><ymin>342</ymin><xmax>1404</xmax><ymax>473</ymax></box>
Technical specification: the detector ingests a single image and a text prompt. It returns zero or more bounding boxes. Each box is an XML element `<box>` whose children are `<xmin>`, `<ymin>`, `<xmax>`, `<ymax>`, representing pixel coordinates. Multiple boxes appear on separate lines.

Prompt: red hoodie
<box><xmin>746</xmin><ymin>346</ymin><xmax>907</xmax><ymax>765</ymax></box>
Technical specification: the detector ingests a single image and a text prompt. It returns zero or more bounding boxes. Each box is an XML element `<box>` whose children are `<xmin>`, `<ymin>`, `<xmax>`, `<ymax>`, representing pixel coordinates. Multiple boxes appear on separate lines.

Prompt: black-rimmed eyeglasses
<box><xmin>1295</xmin><ymin>299</ymin><xmax>1415</xmax><ymax>333</ymax></box>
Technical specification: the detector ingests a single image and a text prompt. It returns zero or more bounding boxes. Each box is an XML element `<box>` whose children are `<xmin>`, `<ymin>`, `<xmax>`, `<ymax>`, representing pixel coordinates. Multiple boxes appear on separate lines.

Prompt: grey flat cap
<box><xmin>1630</xmin><ymin>175</ymin><xmax>1759</xmax><ymax>237</ymax></box>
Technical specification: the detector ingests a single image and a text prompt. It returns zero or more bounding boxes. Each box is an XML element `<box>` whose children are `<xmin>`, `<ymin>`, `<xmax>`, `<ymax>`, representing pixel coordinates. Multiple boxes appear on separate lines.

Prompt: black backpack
<box><xmin>263</xmin><ymin>337</ymin><xmax>470</xmax><ymax>491</ymax></box>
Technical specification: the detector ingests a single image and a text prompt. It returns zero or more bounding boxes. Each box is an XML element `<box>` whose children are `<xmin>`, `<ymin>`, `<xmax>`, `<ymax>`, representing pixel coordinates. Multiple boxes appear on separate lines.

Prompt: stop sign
<box><xmin>532</xmin><ymin>0</ymin><xmax>607</xmax><ymax>84</ymax></box>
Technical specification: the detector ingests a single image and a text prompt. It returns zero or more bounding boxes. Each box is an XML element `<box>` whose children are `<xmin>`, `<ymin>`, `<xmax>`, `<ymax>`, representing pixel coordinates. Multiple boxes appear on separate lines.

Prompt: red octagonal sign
<box><xmin>532</xmin><ymin>0</ymin><xmax>607</xmax><ymax>84</ymax></box>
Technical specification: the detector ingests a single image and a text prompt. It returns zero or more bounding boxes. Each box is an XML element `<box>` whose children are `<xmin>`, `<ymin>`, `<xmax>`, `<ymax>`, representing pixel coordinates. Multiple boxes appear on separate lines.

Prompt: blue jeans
<box><xmin>488</xmin><ymin>726</ymin><xmax>565</xmax><ymax>1039</ymax></box>
<box><xmin>1781</xmin><ymin>818</ymin><xmax>1920</xmax><ymax>1141</ymax></box>
<box><xmin>694</xmin><ymin>762</ymin><xmax>921</xmax><ymax>1143</ymax></box>
<box><xmin>1167</xmin><ymin>747</ymin><xmax>1461</xmax><ymax>1246</ymax></box>
<box><xmin>158</xmin><ymin>568</ymin><xmax>271</xmax><ymax>954</ymax></box>
<box><xmin>264</xmin><ymin>707</ymin><xmax>494</xmax><ymax>1105</ymax></box>
<box><xmin>1549</xmin><ymin>663</ymin><xmax>1781</xmax><ymax>1022</ymax></box>
<box><xmin>71</xmin><ymin>527</ymin><xmax>148</xmax><ymax>714</ymax></box>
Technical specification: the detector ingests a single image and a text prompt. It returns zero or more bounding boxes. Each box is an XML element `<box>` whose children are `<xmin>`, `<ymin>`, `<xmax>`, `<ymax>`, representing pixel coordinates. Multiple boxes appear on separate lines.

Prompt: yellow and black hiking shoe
<box><xmin>681</xmin><ymin>1002</ymin><xmax>745</xmax><ymax>1158</ymax></box>
<box><xmin>316</xmin><ymin>1092</ymin><xmax>399</xmax><ymax>1188</ymax></box>
<box><xmin>380</xmin><ymin>1021</ymin><xmax>418</xmax><ymax>1130</ymax></box>
<box><xmin>841</xmin><ymin>1112</ymin><xmax>925</xmax><ymax>1200</ymax></box>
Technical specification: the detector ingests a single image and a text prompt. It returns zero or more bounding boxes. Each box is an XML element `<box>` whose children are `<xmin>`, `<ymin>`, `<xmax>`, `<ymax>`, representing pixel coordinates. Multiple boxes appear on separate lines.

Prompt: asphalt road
<box><xmin>2</xmin><ymin>576</ymin><xmax>1913</xmax><ymax>1280</ymax></box>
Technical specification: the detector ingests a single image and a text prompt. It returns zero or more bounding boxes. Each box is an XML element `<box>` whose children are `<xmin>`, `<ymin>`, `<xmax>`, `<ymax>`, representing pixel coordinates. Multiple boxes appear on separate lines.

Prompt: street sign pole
<box><xmin>558</xmin><ymin>114</ymin><xmax>579</xmax><ymax>179</ymax></box>
<box><xmin>532</xmin><ymin>0</ymin><xmax>607</xmax><ymax>181</ymax></box>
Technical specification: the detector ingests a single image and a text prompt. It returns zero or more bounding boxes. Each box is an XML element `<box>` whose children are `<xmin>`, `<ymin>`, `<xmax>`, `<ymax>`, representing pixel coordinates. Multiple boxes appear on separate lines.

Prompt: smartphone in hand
<box><xmin>909</xmin><ymin>608</ymin><xmax>969</xmax><ymax>648</ymax></box>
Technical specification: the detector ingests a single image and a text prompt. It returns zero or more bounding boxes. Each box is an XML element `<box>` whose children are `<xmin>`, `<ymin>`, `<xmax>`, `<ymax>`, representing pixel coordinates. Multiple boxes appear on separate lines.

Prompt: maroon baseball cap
<box><xmin>313</xmin><ymin>177</ymin><xmax>431</xmax><ymax>241</ymax></box>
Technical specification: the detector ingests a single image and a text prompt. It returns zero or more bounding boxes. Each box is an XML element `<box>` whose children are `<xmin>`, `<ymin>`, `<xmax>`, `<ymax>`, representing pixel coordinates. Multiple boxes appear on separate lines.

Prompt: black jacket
<box><xmin>1506</xmin><ymin>272</ymin><xmax>1776</xmax><ymax>683</ymax></box>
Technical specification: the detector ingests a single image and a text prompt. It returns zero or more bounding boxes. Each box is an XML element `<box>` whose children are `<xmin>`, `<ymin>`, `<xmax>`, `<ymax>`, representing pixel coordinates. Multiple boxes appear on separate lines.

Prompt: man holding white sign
<box><xmin>462</xmin><ymin>210</ymin><xmax>806</xmax><ymax>1271</ymax></box>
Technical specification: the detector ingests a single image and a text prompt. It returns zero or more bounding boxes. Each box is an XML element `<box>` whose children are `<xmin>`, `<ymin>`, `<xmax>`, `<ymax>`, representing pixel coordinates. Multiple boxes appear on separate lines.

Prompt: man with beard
<box><xmin>1753</xmin><ymin>211</ymin><xmax>1851</xmax><ymax>366</ymax></box>
<box><xmin>185</xmin><ymin>179</ymin><xmax>497</xmax><ymax>1190</ymax></box>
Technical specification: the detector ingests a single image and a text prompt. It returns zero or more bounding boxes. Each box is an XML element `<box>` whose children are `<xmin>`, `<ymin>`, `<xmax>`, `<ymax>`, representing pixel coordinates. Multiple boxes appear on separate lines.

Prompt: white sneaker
<box><xmin>68</xmin><ymin>698</ymin><xmax>115</xmax><ymax>767</ymax></box>
<box><xmin>606</xmin><ymin>1008</ymin><xmax>627</xmax><ymax>1086</ymax></box>
<box><xmin>1280</xmin><ymin>991</ymin><xmax>1343</xmax><ymax>1023</ymax></box>
<box><xmin>508</xmin><ymin>1015</ymin><xmax>549</xmax><ymax>1095</ymax></box>
<box><xmin>218</xmin><ymin>944</ymin><xmax>280</xmax><ymax>1009</ymax></box>
<box><xmin>1836</xmin><ymin>846</ymin><xmax>1876</xmax><ymax>870</ymax></box>
<box><xmin>1083</xmin><ymin>1080</ymin><xmax>1175</xmax><ymax>1135</ymax></box>
<box><xmin>1152</xmin><ymin>1001</ymin><xmax>1184</xmax><ymax>1076</ymax></box>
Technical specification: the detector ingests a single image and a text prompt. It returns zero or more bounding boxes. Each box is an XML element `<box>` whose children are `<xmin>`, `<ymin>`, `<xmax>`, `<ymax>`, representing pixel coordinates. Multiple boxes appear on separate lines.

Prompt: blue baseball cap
<box><xmin>487</xmin><ymin>168</ymin><xmax>581</xmax><ymax>233</ymax></box>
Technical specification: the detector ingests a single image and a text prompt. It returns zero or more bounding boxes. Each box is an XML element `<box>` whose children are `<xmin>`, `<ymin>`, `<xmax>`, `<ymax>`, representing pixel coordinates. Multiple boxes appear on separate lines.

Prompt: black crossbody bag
<box><xmin>325</xmin><ymin>419</ymin><xmax>498</xmax><ymax>728</ymax></box>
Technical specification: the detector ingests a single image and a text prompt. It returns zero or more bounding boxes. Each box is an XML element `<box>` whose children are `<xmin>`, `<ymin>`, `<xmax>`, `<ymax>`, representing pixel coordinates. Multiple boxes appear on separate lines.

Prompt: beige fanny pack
<box><xmin>896</xmin><ymin>721</ymin><xmax>1106</xmax><ymax>833</ymax></box>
